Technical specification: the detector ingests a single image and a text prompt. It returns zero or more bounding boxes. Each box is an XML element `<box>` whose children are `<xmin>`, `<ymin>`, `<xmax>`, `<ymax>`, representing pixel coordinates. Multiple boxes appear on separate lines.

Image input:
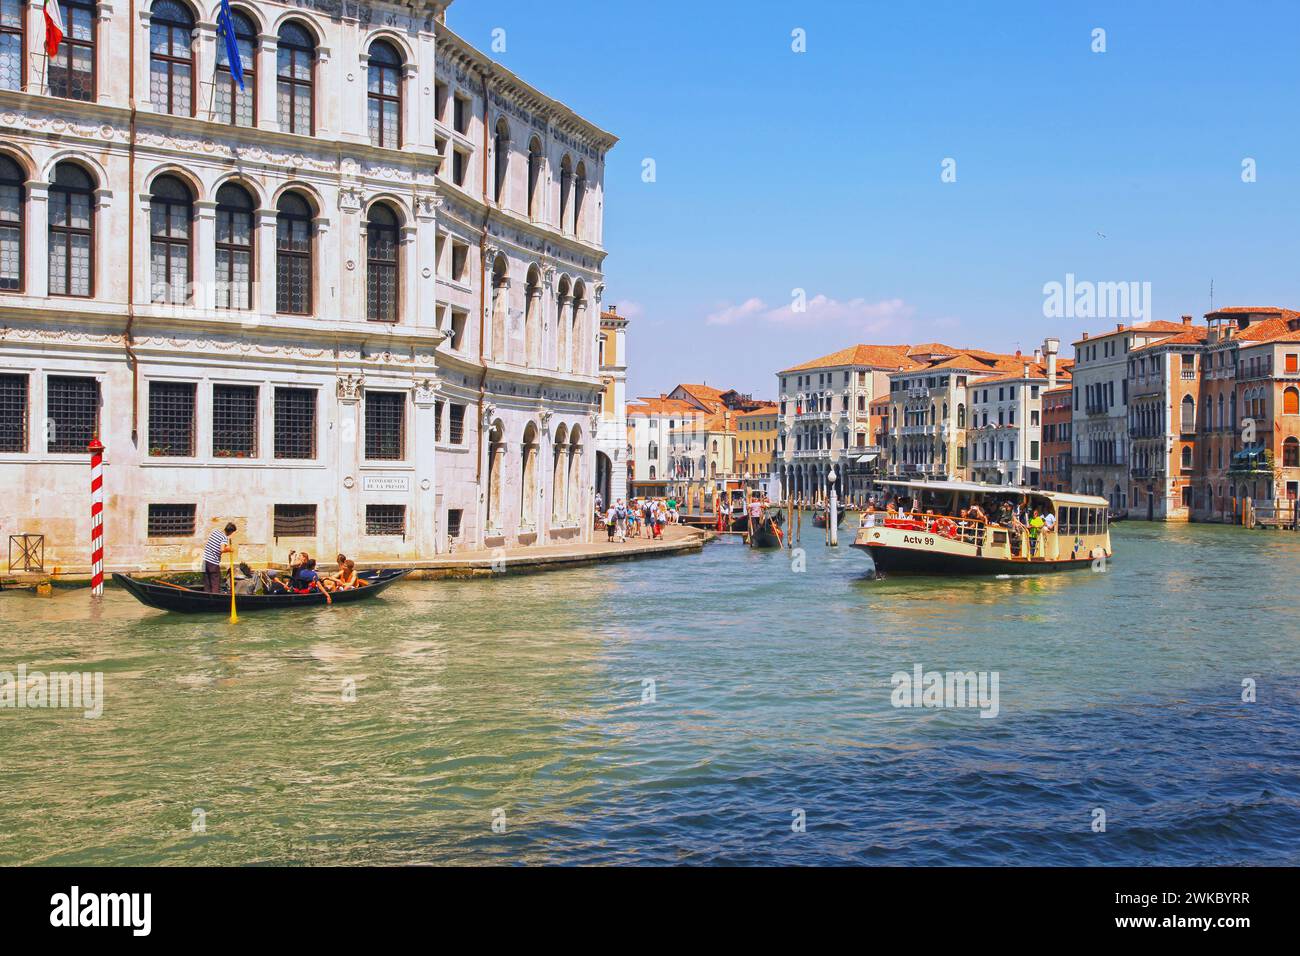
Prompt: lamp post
<box><xmin>828</xmin><ymin>466</ymin><xmax>839</xmax><ymax>546</ymax></box>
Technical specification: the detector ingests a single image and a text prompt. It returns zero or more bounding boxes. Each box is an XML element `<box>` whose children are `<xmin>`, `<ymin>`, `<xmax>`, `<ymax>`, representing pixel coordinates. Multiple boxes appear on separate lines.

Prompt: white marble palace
<box><xmin>0</xmin><ymin>0</ymin><xmax>616</xmax><ymax>571</ymax></box>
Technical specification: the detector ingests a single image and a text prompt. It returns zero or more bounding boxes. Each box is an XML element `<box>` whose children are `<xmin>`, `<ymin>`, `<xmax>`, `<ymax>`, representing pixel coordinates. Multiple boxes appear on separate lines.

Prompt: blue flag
<box><xmin>216</xmin><ymin>0</ymin><xmax>244</xmax><ymax>92</ymax></box>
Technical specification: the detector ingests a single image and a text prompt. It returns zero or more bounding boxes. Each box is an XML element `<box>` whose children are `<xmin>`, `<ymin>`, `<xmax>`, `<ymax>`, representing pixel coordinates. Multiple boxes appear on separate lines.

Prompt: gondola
<box><xmin>112</xmin><ymin>569</ymin><xmax>409</xmax><ymax>614</ymax></box>
<box><xmin>740</xmin><ymin>512</ymin><xmax>785</xmax><ymax>549</ymax></box>
<box><xmin>811</xmin><ymin>507</ymin><xmax>846</xmax><ymax>529</ymax></box>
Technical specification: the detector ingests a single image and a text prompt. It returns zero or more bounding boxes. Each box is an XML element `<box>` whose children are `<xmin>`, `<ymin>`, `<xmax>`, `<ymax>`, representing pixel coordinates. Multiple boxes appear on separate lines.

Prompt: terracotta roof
<box><xmin>1129</xmin><ymin>327</ymin><xmax>1209</xmax><ymax>352</ymax></box>
<box><xmin>968</xmin><ymin>362</ymin><xmax>1071</xmax><ymax>387</ymax></box>
<box><xmin>1071</xmin><ymin>320</ymin><xmax>1192</xmax><ymax>347</ymax></box>
<box><xmin>674</xmin><ymin>383</ymin><xmax>727</xmax><ymax>404</ymax></box>
<box><xmin>1240</xmin><ymin>320</ymin><xmax>1300</xmax><ymax>346</ymax></box>
<box><xmin>738</xmin><ymin>405</ymin><xmax>778</xmax><ymax>418</ymax></box>
<box><xmin>780</xmin><ymin>344</ymin><xmax>922</xmax><ymax>374</ymax></box>
<box><xmin>626</xmin><ymin>397</ymin><xmax>699</xmax><ymax>417</ymax></box>
<box><xmin>1205</xmin><ymin>306</ymin><xmax>1300</xmax><ymax>320</ymax></box>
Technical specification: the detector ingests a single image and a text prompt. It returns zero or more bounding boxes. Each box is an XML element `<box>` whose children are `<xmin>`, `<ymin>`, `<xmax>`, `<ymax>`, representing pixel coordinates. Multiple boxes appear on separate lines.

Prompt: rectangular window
<box><xmin>452</xmin><ymin>149</ymin><xmax>468</xmax><ymax>187</ymax></box>
<box><xmin>446</xmin><ymin>508</ymin><xmax>463</xmax><ymax>538</ymax></box>
<box><xmin>449</xmin><ymin>310</ymin><xmax>467</xmax><ymax>350</ymax></box>
<box><xmin>1030</xmin><ymin>440</ymin><xmax>1039</xmax><ymax>460</ymax></box>
<box><xmin>448</xmin><ymin>403</ymin><xmax>465</xmax><ymax>444</ymax></box>
<box><xmin>212</xmin><ymin>384</ymin><xmax>258</xmax><ymax>457</ymax></box>
<box><xmin>46</xmin><ymin>375</ymin><xmax>99</xmax><ymax>453</ymax></box>
<box><xmin>0</xmin><ymin>372</ymin><xmax>27</xmax><ymax>452</ymax></box>
<box><xmin>1287</xmin><ymin>353</ymin><xmax>1298</xmax><ymax>374</ymax></box>
<box><xmin>148</xmin><ymin>381</ymin><xmax>196</xmax><ymax>456</ymax></box>
<box><xmin>450</xmin><ymin>242</ymin><xmax>468</xmax><ymax>282</ymax></box>
<box><xmin>365</xmin><ymin>390</ymin><xmax>405</xmax><ymax>460</ymax></box>
<box><xmin>274</xmin><ymin>387</ymin><xmax>316</xmax><ymax>459</ymax></box>
<box><xmin>434</xmin><ymin>399</ymin><xmax>444</xmax><ymax>442</ymax></box>
<box><xmin>147</xmin><ymin>503</ymin><xmax>195</xmax><ymax>537</ymax></box>
<box><xmin>453</xmin><ymin>94</ymin><xmax>470</xmax><ymax>134</ymax></box>
<box><xmin>366</xmin><ymin>504</ymin><xmax>405</xmax><ymax>536</ymax></box>
<box><xmin>273</xmin><ymin>503</ymin><xmax>316</xmax><ymax>537</ymax></box>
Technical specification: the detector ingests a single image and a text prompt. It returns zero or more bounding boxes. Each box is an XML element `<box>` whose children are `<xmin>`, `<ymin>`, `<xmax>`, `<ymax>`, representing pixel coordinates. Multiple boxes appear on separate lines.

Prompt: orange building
<box><xmin>1041</xmin><ymin>385</ymin><xmax>1072</xmax><ymax>493</ymax></box>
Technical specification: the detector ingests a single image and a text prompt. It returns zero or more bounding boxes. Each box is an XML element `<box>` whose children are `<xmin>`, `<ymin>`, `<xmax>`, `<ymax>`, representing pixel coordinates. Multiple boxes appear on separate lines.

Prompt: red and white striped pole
<box><xmin>88</xmin><ymin>437</ymin><xmax>105</xmax><ymax>598</ymax></box>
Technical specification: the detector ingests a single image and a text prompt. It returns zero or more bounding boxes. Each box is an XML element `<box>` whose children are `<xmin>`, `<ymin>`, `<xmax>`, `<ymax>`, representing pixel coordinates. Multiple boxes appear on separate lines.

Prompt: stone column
<box><xmin>556</xmin><ymin>293</ymin><xmax>571</xmax><ymax>373</ymax></box>
<box><xmin>256</xmin><ymin>33</ymin><xmax>278</xmax><ymax>131</ymax></box>
<box><xmin>412</xmin><ymin>378</ymin><xmax>438</xmax><ymax>556</ymax></box>
<box><xmin>313</xmin><ymin>210</ymin><xmax>333</xmax><ymax>320</ymax></box>
<box><xmin>335</xmin><ymin>374</ymin><xmax>365</xmax><ymax>553</ymax></box>
<box><xmin>400</xmin><ymin>223</ymin><xmax>418</xmax><ymax>325</ymax></box>
<box><xmin>193</xmin><ymin>23</ymin><xmax>213</xmax><ymax>121</ymax></box>
<box><xmin>95</xmin><ymin>1</ymin><xmax>115</xmax><ymax>104</ymax></box>
<box><xmin>193</xmin><ymin>198</ymin><xmax>217</xmax><ymax>310</ymax></box>
<box><xmin>24</xmin><ymin>179</ymin><xmax>48</xmax><ymax>298</ymax></box>
<box><xmin>337</xmin><ymin>187</ymin><xmax>362</xmax><ymax>322</ymax></box>
<box><xmin>400</xmin><ymin>60</ymin><xmax>419</xmax><ymax>151</ymax></box>
<box><xmin>255</xmin><ymin>206</ymin><xmax>277</xmax><ymax>316</ymax></box>
<box><xmin>135</xmin><ymin>7</ymin><xmax>152</xmax><ymax>111</ymax></box>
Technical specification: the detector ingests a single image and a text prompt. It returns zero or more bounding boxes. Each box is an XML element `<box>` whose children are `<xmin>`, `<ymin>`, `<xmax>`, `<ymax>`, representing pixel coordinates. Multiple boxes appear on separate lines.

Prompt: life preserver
<box><xmin>935</xmin><ymin>517</ymin><xmax>958</xmax><ymax>538</ymax></box>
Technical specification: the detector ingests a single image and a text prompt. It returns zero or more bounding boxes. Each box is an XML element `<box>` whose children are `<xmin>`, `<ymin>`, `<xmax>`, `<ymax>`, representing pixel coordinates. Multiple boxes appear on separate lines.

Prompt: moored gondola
<box><xmin>741</xmin><ymin>510</ymin><xmax>785</xmax><ymax>548</ymax></box>
<box><xmin>811</xmin><ymin>507</ymin><xmax>846</xmax><ymax>529</ymax></box>
<box><xmin>112</xmin><ymin>569</ymin><xmax>409</xmax><ymax>614</ymax></box>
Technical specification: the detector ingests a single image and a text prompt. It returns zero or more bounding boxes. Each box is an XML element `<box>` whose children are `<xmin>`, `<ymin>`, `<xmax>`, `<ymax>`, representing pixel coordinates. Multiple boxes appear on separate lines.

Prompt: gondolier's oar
<box><xmin>154</xmin><ymin>579</ymin><xmax>197</xmax><ymax>592</ymax></box>
<box><xmin>229</xmin><ymin>545</ymin><xmax>238</xmax><ymax>624</ymax></box>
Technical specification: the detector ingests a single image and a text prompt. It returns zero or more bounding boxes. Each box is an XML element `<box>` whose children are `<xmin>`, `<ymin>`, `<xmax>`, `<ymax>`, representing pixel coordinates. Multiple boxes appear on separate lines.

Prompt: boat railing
<box><xmin>861</xmin><ymin>511</ymin><xmax>1058</xmax><ymax>557</ymax></box>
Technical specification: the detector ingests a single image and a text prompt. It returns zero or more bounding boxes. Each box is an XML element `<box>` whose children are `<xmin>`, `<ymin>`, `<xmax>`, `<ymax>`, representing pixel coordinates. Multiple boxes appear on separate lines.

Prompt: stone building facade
<box><xmin>0</xmin><ymin>0</ymin><xmax>615</xmax><ymax>571</ymax></box>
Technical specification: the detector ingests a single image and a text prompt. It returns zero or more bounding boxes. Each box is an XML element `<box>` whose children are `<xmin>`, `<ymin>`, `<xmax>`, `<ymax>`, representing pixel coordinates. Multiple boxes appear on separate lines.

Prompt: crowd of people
<box><xmin>597</xmin><ymin>493</ymin><xmax>680</xmax><ymax>543</ymax></box>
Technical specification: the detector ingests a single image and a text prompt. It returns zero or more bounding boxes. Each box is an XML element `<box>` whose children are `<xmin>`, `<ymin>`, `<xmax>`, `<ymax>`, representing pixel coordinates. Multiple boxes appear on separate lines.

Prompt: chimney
<box><xmin>1043</xmin><ymin>336</ymin><xmax>1060</xmax><ymax>389</ymax></box>
<box><xmin>1033</xmin><ymin>347</ymin><xmax>1043</xmax><ymax>364</ymax></box>
<box><xmin>1181</xmin><ymin>314</ymin><xmax>1192</xmax><ymax>327</ymax></box>
<box><xmin>1116</xmin><ymin>323</ymin><xmax>1125</xmax><ymax>332</ymax></box>
<box><xmin>1081</xmin><ymin>332</ymin><xmax>1089</xmax><ymax>341</ymax></box>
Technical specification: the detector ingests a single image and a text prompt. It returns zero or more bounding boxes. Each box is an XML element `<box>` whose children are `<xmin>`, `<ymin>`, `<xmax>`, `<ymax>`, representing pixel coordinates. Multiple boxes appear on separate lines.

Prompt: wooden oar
<box><xmin>153</xmin><ymin>579</ymin><xmax>198</xmax><ymax>592</ymax></box>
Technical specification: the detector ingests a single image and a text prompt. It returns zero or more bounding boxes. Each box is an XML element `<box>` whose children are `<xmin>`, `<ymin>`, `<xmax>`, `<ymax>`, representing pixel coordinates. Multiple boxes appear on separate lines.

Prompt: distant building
<box><xmin>1041</xmin><ymin>385</ymin><xmax>1073</xmax><ymax>493</ymax></box>
<box><xmin>595</xmin><ymin>306</ymin><xmax>630</xmax><ymax>507</ymax></box>
<box><xmin>966</xmin><ymin>339</ymin><xmax>1065</xmax><ymax>488</ymax></box>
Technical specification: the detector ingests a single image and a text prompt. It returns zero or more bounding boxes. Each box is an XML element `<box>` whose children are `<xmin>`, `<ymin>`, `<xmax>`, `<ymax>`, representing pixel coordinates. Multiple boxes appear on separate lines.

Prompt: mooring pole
<box><xmin>88</xmin><ymin>437</ymin><xmax>105</xmax><ymax>599</ymax></box>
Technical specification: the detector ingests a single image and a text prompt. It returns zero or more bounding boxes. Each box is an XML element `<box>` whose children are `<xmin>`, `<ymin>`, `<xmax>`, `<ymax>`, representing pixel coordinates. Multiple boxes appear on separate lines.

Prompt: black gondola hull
<box><xmin>112</xmin><ymin>569</ymin><xmax>409</xmax><ymax>613</ymax></box>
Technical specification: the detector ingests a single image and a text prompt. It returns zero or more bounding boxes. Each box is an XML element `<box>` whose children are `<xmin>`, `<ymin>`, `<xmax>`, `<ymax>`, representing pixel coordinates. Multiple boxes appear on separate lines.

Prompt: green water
<box><xmin>2</xmin><ymin>520</ymin><xmax>1298</xmax><ymax>865</ymax></box>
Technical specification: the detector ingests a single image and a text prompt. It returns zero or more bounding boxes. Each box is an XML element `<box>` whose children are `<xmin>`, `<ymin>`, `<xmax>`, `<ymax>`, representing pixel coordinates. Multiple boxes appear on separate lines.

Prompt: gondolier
<box><xmin>203</xmin><ymin>522</ymin><xmax>237</xmax><ymax>593</ymax></box>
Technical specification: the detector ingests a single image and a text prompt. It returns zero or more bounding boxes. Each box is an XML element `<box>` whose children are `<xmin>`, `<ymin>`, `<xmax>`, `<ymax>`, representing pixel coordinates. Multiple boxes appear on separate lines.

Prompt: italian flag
<box><xmin>44</xmin><ymin>0</ymin><xmax>64</xmax><ymax>58</ymax></box>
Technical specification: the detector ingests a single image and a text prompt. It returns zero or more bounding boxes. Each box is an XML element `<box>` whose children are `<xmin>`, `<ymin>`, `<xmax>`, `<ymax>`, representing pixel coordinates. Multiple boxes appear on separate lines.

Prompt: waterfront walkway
<box><xmin>1</xmin><ymin>525</ymin><xmax>713</xmax><ymax>589</ymax></box>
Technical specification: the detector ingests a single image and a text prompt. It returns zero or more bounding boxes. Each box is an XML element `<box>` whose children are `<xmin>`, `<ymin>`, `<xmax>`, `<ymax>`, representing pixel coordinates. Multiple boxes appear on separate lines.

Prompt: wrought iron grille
<box><xmin>446</xmin><ymin>509</ymin><xmax>462</xmax><ymax>539</ymax></box>
<box><xmin>148</xmin><ymin>381</ymin><xmax>195</xmax><ymax>456</ymax></box>
<box><xmin>448</xmin><ymin>403</ymin><xmax>465</xmax><ymax>445</ymax></box>
<box><xmin>274</xmin><ymin>387</ymin><xmax>316</xmax><ymax>459</ymax></box>
<box><xmin>434</xmin><ymin>399</ymin><xmax>443</xmax><ymax>443</ymax></box>
<box><xmin>212</xmin><ymin>384</ymin><xmax>258</xmax><ymax>457</ymax></box>
<box><xmin>8</xmin><ymin>534</ymin><xmax>43</xmax><ymax>572</ymax></box>
<box><xmin>273</xmin><ymin>504</ymin><xmax>317</xmax><ymax>538</ymax></box>
<box><xmin>366</xmin><ymin>504</ymin><xmax>405</xmax><ymax>536</ymax></box>
<box><xmin>0</xmin><ymin>372</ymin><xmax>27</xmax><ymax>452</ymax></box>
<box><xmin>147</xmin><ymin>503</ymin><xmax>196</xmax><ymax>537</ymax></box>
<box><xmin>365</xmin><ymin>390</ymin><xmax>404</xmax><ymax>460</ymax></box>
<box><xmin>46</xmin><ymin>375</ymin><xmax>99</xmax><ymax>453</ymax></box>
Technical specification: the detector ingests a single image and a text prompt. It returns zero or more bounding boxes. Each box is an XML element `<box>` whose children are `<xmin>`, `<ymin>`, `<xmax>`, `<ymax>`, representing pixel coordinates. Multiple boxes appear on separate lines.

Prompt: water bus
<box><xmin>851</xmin><ymin>480</ymin><xmax>1112</xmax><ymax>575</ymax></box>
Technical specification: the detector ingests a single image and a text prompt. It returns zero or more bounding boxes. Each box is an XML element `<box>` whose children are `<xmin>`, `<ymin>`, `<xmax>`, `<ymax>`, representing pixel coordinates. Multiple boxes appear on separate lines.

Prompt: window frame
<box><xmin>275</xmin><ymin>191</ymin><xmax>314</xmax><ymax>315</ymax></box>
<box><xmin>365</xmin><ymin>204</ymin><xmax>400</xmax><ymax>323</ymax></box>
<box><xmin>0</xmin><ymin>153</ymin><xmax>25</xmax><ymax>293</ymax></box>
<box><xmin>276</xmin><ymin>21</ymin><xmax>315</xmax><ymax>136</ymax></box>
<box><xmin>214</xmin><ymin>7</ymin><xmax>257</xmax><ymax>127</ymax></box>
<box><xmin>49</xmin><ymin>0</ymin><xmax>96</xmax><ymax>101</ymax></box>
<box><xmin>0</xmin><ymin>0</ymin><xmax>26</xmax><ymax>93</ymax></box>
<box><xmin>146</xmin><ymin>379</ymin><xmax>197</xmax><ymax>457</ymax></box>
<box><xmin>366</xmin><ymin>41</ymin><xmax>402</xmax><ymax>149</ymax></box>
<box><xmin>214</xmin><ymin>182</ymin><xmax>254</xmax><ymax>311</ymax></box>
<box><xmin>0</xmin><ymin>371</ymin><xmax>28</xmax><ymax>453</ymax></box>
<box><xmin>45</xmin><ymin>374</ymin><xmax>100</xmax><ymax>454</ymax></box>
<box><xmin>148</xmin><ymin>0</ymin><xmax>197</xmax><ymax>118</ymax></box>
<box><xmin>149</xmin><ymin>174</ymin><xmax>194</xmax><ymax>304</ymax></box>
<box><xmin>48</xmin><ymin>162</ymin><xmax>96</xmax><ymax>298</ymax></box>
<box><xmin>364</xmin><ymin>389</ymin><xmax>406</xmax><ymax>461</ymax></box>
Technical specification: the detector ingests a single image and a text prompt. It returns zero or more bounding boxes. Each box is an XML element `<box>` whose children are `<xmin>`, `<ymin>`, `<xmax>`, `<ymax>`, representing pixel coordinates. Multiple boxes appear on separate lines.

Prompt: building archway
<box><xmin>596</xmin><ymin>451</ymin><xmax>612</xmax><ymax>509</ymax></box>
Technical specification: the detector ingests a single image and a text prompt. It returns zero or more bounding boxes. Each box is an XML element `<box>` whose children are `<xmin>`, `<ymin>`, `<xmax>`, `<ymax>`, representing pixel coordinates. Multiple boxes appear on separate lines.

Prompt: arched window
<box><xmin>149</xmin><ymin>1</ymin><xmax>195</xmax><ymax>116</ymax></box>
<box><xmin>527</xmin><ymin>137</ymin><xmax>542</xmax><ymax>219</ymax></box>
<box><xmin>366</xmin><ymin>204</ymin><xmax>399</xmax><ymax>322</ymax></box>
<box><xmin>573</xmin><ymin>161</ymin><xmax>586</xmax><ymax>237</ymax></box>
<box><xmin>648</xmin><ymin>441</ymin><xmax>658</xmax><ymax>460</ymax></box>
<box><xmin>493</xmin><ymin>117</ymin><xmax>510</xmax><ymax>204</ymax></box>
<box><xmin>0</xmin><ymin>154</ymin><xmax>22</xmax><ymax>292</ymax></box>
<box><xmin>956</xmin><ymin>403</ymin><xmax>965</xmax><ymax>428</ymax></box>
<box><xmin>149</xmin><ymin>174</ymin><xmax>192</xmax><ymax>304</ymax></box>
<box><xmin>1180</xmin><ymin>394</ymin><xmax>1195</xmax><ymax>433</ymax></box>
<box><xmin>0</xmin><ymin>0</ymin><xmax>23</xmax><ymax>92</ymax></box>
<box><xmin>49</xmin><ymin>0</ymin><xmax>95</xmax><ymax>100</ymax></box>
<box><xmin>1285</xmin><ymin>387</ymin><xmax>1299</xmax><ymax>416</ymax></box>
<box><xmin>558</xmin><ymin>155</ymin><xmax>572</xmax><ymax>232</ymax></box>
<box><xmin>366</xmin><ymin>41</ymin><xmax>402</xmax><ymax>149</ymax></box>
<box><xmin>276</xmin><ymin>191</ymin><xmax>313</xmax><ymax>315</ymax></box>
<box><xmin>215</xmin><ymin>8</ymin><xmax>256</xmax><ymax>126</ymax></box>
<box><xmin>276</xmin><ymin>22</ymin><xmax>315</xmax><ymax>135</ymax></box>
<box><xmin>48</xmin><ymin>162</ymin><xmax>95</xmax><ymax>297</ymax></box>
<box><xmin>1181</xmin><ymin>446</ymin><xmax>1192</xmax><ymax>470</ymax></box>
<box><xmin>214</xmin><ymin>182</ymin><xmax>253</xmax><ymax>310</ymax></box>
<box><xmin>1285</xmin><ymin>437</ymin><xmax>1299</xmax><ymax>468</ymax></box>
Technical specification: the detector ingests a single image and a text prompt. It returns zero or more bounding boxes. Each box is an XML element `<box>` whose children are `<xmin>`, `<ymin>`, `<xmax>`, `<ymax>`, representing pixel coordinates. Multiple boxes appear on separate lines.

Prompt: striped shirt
<box><xmin>203</xmin><ymin>529</ymin><xmax>228</xmax><ymax>565</ymax></box>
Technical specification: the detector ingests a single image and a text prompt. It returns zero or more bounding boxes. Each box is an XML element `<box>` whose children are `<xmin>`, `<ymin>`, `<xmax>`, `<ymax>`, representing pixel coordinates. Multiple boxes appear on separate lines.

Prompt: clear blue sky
<box><xmin>446</xmin><ymin>0</ymin><xmax>1300</xmax><ymax>399</ymax></box>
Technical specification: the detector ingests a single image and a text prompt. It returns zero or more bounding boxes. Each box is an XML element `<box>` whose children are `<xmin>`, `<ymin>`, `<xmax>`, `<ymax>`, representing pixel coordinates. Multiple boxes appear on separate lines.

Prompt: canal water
<box><xmin>2</xmin><ymin>520</ymin><xmax>1298</xmax><ymax>865</ymax></box>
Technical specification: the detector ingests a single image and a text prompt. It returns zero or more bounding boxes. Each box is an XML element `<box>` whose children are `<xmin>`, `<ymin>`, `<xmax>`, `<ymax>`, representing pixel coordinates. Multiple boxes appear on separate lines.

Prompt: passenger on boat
<box><xmin>968</xmin><ymin>503</ymin><xmax>988</xmax><ymax>524</ymax></box>
<box><xmin>1028</xmin><ymin>510</ymin><xmax>1046</xmax><ymax>556</ymax></box>
<box><xmin>329</xmin><ymin>559</ymin><xmax>366</xmax><ymax>590</ymax></box>
<box><xmin>291</xmin><ymin>558</ymin><xmax>326</xmax><ymax>594</ymax></box>
<box><xmin>264</xmin><ymin>570</ymin><xmax>289</xmax><ymax>594</ymax></box>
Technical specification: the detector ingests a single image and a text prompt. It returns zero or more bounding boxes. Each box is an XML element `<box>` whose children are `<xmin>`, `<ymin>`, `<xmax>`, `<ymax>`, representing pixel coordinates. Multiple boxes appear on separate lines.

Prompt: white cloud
<box><xmin>703</xmin><ymin>294</ymin><xmax>916</xmax><ymax>332</ymax></box>
<box><xmin>705</xmin><ymin>297</ymin><xmax>767</xmax><ymax>326</ymax></box>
